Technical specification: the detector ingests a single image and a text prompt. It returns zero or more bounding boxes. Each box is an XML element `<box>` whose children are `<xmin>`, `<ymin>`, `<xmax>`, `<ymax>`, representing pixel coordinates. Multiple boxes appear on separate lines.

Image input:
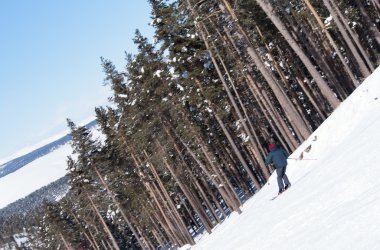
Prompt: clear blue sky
<box><xmin>0</xmin><ymin>1</ymin><xmax>154</xmax><ymax>161</ymax></box>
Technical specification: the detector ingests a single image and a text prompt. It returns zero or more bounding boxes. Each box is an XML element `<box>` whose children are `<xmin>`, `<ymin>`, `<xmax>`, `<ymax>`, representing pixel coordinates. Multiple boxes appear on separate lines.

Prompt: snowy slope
<box><xmin>0</xmin><ymin>133</ymin><xmax>72</xmax><ymax>178</ymax></box>
<box><xmin>182</xmin><ymin>66</ymin><xmax>380</xmax><ymax>250</ymax></box>
<box><xmin>0</xmin><ymin>143</ymin><xmax>72</xmax><ymax>209</ymax></box>
<box><xmin>0</xmin><ymin>120</ymin><xmax>101</xmax><ymax>209</ymax></box>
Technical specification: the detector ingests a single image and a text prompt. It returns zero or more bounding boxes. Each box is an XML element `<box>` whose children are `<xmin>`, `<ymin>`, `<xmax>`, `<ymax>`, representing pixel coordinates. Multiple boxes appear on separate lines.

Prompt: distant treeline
<box><xmin>0</xmin><ymin>176</ymin><xmax>69</xmax><ymax>245</ymax></box>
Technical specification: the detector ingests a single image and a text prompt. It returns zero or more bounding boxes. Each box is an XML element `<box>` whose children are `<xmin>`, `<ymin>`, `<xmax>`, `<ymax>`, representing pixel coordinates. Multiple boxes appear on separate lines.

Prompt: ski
<box><xmin>270</xmin><ymin>195</ymin><xmax>279</xmax><ymax>200</ymax></box>
<box><xmin>270</xmin><ymin>185</ymin><xmax>291</xmax><ymax>200</ymax></box>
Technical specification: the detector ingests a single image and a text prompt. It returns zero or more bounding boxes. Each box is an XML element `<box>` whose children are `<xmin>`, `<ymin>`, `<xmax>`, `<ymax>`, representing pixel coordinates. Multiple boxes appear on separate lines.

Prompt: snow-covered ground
<box><xmin>0</xmin><ymin>143</ymin><xmax>72</xmax><ymax>209</ymax></box>
<box><xmin>182</xmin><ymin>67</ymin><xmax>380</xmax><ymax>250</ymax></box>
<box><xmin>0</xmin><ymin>116</ymin><xmax>96</xmax><ymax>166</ymax></box>
<box><xmin>0</xmin><ymin>121</ymin><xmax>102</xmax><ymax>209</ymax></box>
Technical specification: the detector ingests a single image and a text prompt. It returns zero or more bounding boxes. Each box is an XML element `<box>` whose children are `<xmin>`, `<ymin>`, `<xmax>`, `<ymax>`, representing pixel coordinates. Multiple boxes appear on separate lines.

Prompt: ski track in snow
<box><xmin>183</xmin><ymin>66</ymin><xmax>380</xmax><ymax>250</ymax></box>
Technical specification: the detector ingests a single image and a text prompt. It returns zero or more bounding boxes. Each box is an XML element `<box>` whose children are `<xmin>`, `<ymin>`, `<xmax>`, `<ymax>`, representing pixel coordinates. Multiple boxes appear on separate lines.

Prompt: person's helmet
<box><xmin>269</xmin><ymin>143</ymin><xmax>276</xmax><ymax>151</ymax></box>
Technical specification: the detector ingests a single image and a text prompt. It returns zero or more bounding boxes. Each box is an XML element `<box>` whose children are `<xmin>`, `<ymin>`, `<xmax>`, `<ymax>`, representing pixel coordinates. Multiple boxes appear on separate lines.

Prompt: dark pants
<box><xmin>276</xmin><ymin>165</ymin><xmax>290</xmax><ymax>190</ymax></box>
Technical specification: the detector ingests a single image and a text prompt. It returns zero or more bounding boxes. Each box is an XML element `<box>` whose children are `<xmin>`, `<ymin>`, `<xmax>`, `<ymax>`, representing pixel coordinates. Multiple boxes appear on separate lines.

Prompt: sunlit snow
<box><xmin>0</xmin><ymin>143</ymin><xmax>72</xmax><ymax>209</ymax></box>
<box><xmin>0</xmin><ymin>123</ymin><xmax>103</xmax><ymax>209</ymax></box>
<box><xmin>181</xmin><ymin>66</ymin><xmax>380</xmax><ymax>250</ymax></box>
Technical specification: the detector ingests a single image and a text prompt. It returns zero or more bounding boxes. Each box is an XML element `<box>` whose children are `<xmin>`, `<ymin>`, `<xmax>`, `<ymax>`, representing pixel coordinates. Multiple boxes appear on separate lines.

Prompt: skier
<box><xmin>265</xmin><ymin>143</ymin><xmax>291</xmax><ymax>195</ymax></box>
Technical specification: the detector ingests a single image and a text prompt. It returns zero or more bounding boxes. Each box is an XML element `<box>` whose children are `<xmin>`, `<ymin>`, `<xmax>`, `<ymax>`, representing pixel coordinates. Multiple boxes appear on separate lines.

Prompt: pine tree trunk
<box><xmin>223</xmin><ymin>21</ymin><xmax>313</xmax><ymax>140</ymax></box>
<box><xmin>129</xmin><ymin>151</ymin><xmax>187</xmax><ymax>246</ymax></box>
<box><xmin>100</xmin><ymin>240</ymin><xmax>108</xmax><ymax>250</ymax></box>
<box><xmin>189</xmin><ymin>0</ymin><xmax>311</xmax><ymax>140</ymax></box>
<box><xmin>322</xmin><ymin>0</ymin><xmax>372</xmax><ymax>77</ymax></box>
<box><xmin>69</xmin><ymin>210</ymin><xmax>99</xmax><ymax>250</ymax></box>
<box><xmin>295</xmin><ymin>75</ymin><xmax>326</xmax><ymax>120</ymax></box>
<box><xmin>221</xmin><ymin>156</ymin><xmax>244</xmax><ymax>206</ymax></box>
<box><xmin>203</xmin><ymin>28</ymin><xmax>271</xmax><ymax>181</ymax></box>
<box><xmin>156</xmin><ymin>140</ymin><xmax>214</xmax><ymax>234</ymax></box>
<box><xmin>254</xmin><ymin>23</ymin><xmax>327</xmax><ymax>130</ymax></box>
<box><xmin>152</xmin><ymin>229</ymin><xmax>166</xmax><ymax>250</ymax></box>
<box><xmin>193</xmin><ymin>78</ymin><xmax>262</xmax><ymax>190</ymax></box>
<box><xmin>244</xmin><ymin>73</ymin><xmax>298</xmax><ymax>149</ymax></box>
<box><xmin>206</xmin><ymin>179</ymin><xmax>229</xmax><ymax>219</ymax></box>
<box><xmin>196</xmin><ymin>137</ymin><xmax>243</xmax><ymax>212</ymax></box>
<box><xmin>158</xmin><ymin>124</ymin><xmax>224</xmax><ymax>229</ymax></box>
<box><xmin>92</xmin><ymin>165</ymin><xmax>147</xmax><ymax>250</ymax></box>
<box><xmin>147</xmin><ymin>212</ymin><xmax>170</xmax><ymax>249</ymax></box>
<box><xmin>88</xmin><ymin>229</ymin><xmax>102</xmax><ymax>250</ymax></box>
<box><xmin>353</xmin><ymin>0</ymin><xmax>380</xmax><ymax>48</ymax></box>
<box><xmin>202</xmin><ymin>180</ymin><xmax>228</xmax><ymax>219</ymax></box>
<box><xmin>84</xmin><ymin>190</ymin><xmax>120</xmax><ymax>250</ymax></box>
<box><xmin>193</xmin><ymin>178</ymin><xmax>221</xmax><ymax>224</ymax></box>
<box><xmin>59</xmin><ymin>233</ymin><xmax>73</xmax><ymax>250</ymax></box>
<box><xmin>278</xmin><ymin>1</ymin><xmax>354</xmax><ymax>94</ymax></box>
<box><xmin>144</xmin><ymin>153</ymin><xmax>195</xmax><ymax>245</ymax></box>
<box><xmin>162</xmin><ymin>154</ymin><xmax>214</xmax><ymax>234</ymax></box>
<box><xmin>146</xmin><ymin>182</ymin><xmax>184</xmax><ymax>246</ymax></box>
<box><xmin>328</xmin><ymin>0</ymin><xmax>375</xmax><ymax>72</ymax></box>
<box><xmin>106</xmin><ymin>240</ymin><xmax>114</xmax><ymax>250</ymax></box>
<box><xmin>219</xmin><ymin>0</ymin><xmax>341</xmax><ymax>109</ymax></box>
<box><xmin>222</xmin><ymin>25</ymin><xmax>298</xmax><ymax>149</ymax></box>
<box><xmin>150</xmin><ymin>186</ymin><xmax>189</xmax><ymax>246</ymax></box>
<box><xmin>169</xmin><ymin>146</ymin><xmax>222</xmax><ymax>224</ymax></box>
<box><xmin>304</xmin><ymin>0</ymin><xmax>359</xmax><ymax>86</ymax></box>
<box><xmin>131</xmin><ymin>219</ymin><xmax>155</xmax><ymax>250</ymax></box>
<box><xmin>215</xmin><ymin>110</ymin><xmax>262</xmax><ymax>189</ymax></box>
<box><xmin>164</xmin><ymin>120</ymin><xmax>242</xmax><ymax>213</ymax></box>
<box><xmin>128</xmin><ymin>141</ymin><xmax>196</xmax><ymax>246</ymax></box>
<box><xmin>149</xmin><ymin>202</ymin><xmax>181</xmax><ymax>248</ymax></box>
<box><xmin>220</xmin><ymin>143</ymin><xmax>253</xmax><ymax>196</ymax></box>
<box><xmin>182</xmin><ymin>201</ymin><xmax>201</xmax><ymax>230</ymax></box>
<box><xmin>371</xmin><ymin>0</ymin><xmax>380</xmax><ymax>16</ymax></box>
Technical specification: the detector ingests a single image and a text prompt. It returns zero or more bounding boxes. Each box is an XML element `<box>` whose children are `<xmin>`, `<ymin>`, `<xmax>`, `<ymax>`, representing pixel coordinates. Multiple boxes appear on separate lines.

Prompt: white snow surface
<box><xmin>0</xmin><ymin>125</ymin><xmax>103</xmax><ymax>209</ymax></box>
<box><xmin>182</xmin><ymin>67</ymin><xmax>380</xmax><ymax>250</ymax></box>
<box><xmin>0</xmin><ymin>116</ymin><xmax>96</xmax><ymax>165</ymax></box>
<box><xmin>0</xmin><ymin>143</ymin><xmax>72</xmax><ymax>209</ymax></box>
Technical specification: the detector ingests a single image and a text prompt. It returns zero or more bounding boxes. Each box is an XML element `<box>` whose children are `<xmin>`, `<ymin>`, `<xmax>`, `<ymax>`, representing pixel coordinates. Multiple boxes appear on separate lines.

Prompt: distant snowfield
<box><xmin>0</xmin><ymin>144</ymin><xmax>71</xmax><ymax>209</ymax></box>
<box><xmin>0</xmin><ymin>116</ymin><xmax>96</xmax><ymax>165</ymax></box>
<box><xmin>182</xmin><ymin>67</ymin><xmax>380</xmax><ymax>250</ymax></box>
<box><xmin>0</xmin><ymin>123</ymin><xmax>102</xmax><ymax>209</ymax></box>
<box><xmin>0</xmin><ymin>131</ymin><xmax>70</xmax><ymax>166</ymax></box>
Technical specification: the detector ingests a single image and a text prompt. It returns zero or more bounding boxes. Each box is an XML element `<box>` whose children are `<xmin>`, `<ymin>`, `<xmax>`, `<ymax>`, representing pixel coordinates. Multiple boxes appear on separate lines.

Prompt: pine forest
<box><xmin>1</xmin><ymin>0</ymin><xmax>379</xmax><ymax>249</ymax></box>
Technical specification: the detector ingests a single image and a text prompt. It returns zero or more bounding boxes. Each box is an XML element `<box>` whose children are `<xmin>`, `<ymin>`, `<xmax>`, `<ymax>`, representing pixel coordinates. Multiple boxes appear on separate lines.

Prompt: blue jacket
<box><xmin>265</xmin><ymin>146</ymin><xmax>289</xmax><ymax>168</ymax></box>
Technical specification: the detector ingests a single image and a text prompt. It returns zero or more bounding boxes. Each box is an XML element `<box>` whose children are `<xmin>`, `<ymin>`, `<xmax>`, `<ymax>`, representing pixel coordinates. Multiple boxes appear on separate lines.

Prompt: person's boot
<box><xmin>278</xmin><ymin>188</ymin><xmax>285</xmax><ymax>195</ymax></box>
<box><xmin>285</xmin><ymin>183</ymin><xmax>291</xmax><ymax>190</ymax></box>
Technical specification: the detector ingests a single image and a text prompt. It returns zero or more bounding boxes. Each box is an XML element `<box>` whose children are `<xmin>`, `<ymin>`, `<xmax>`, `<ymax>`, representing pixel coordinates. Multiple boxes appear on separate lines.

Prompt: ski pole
<box><xmin>288</xmin><ymin>157</ymin><xmax>317</xmax><ymax>160</ymax></box>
